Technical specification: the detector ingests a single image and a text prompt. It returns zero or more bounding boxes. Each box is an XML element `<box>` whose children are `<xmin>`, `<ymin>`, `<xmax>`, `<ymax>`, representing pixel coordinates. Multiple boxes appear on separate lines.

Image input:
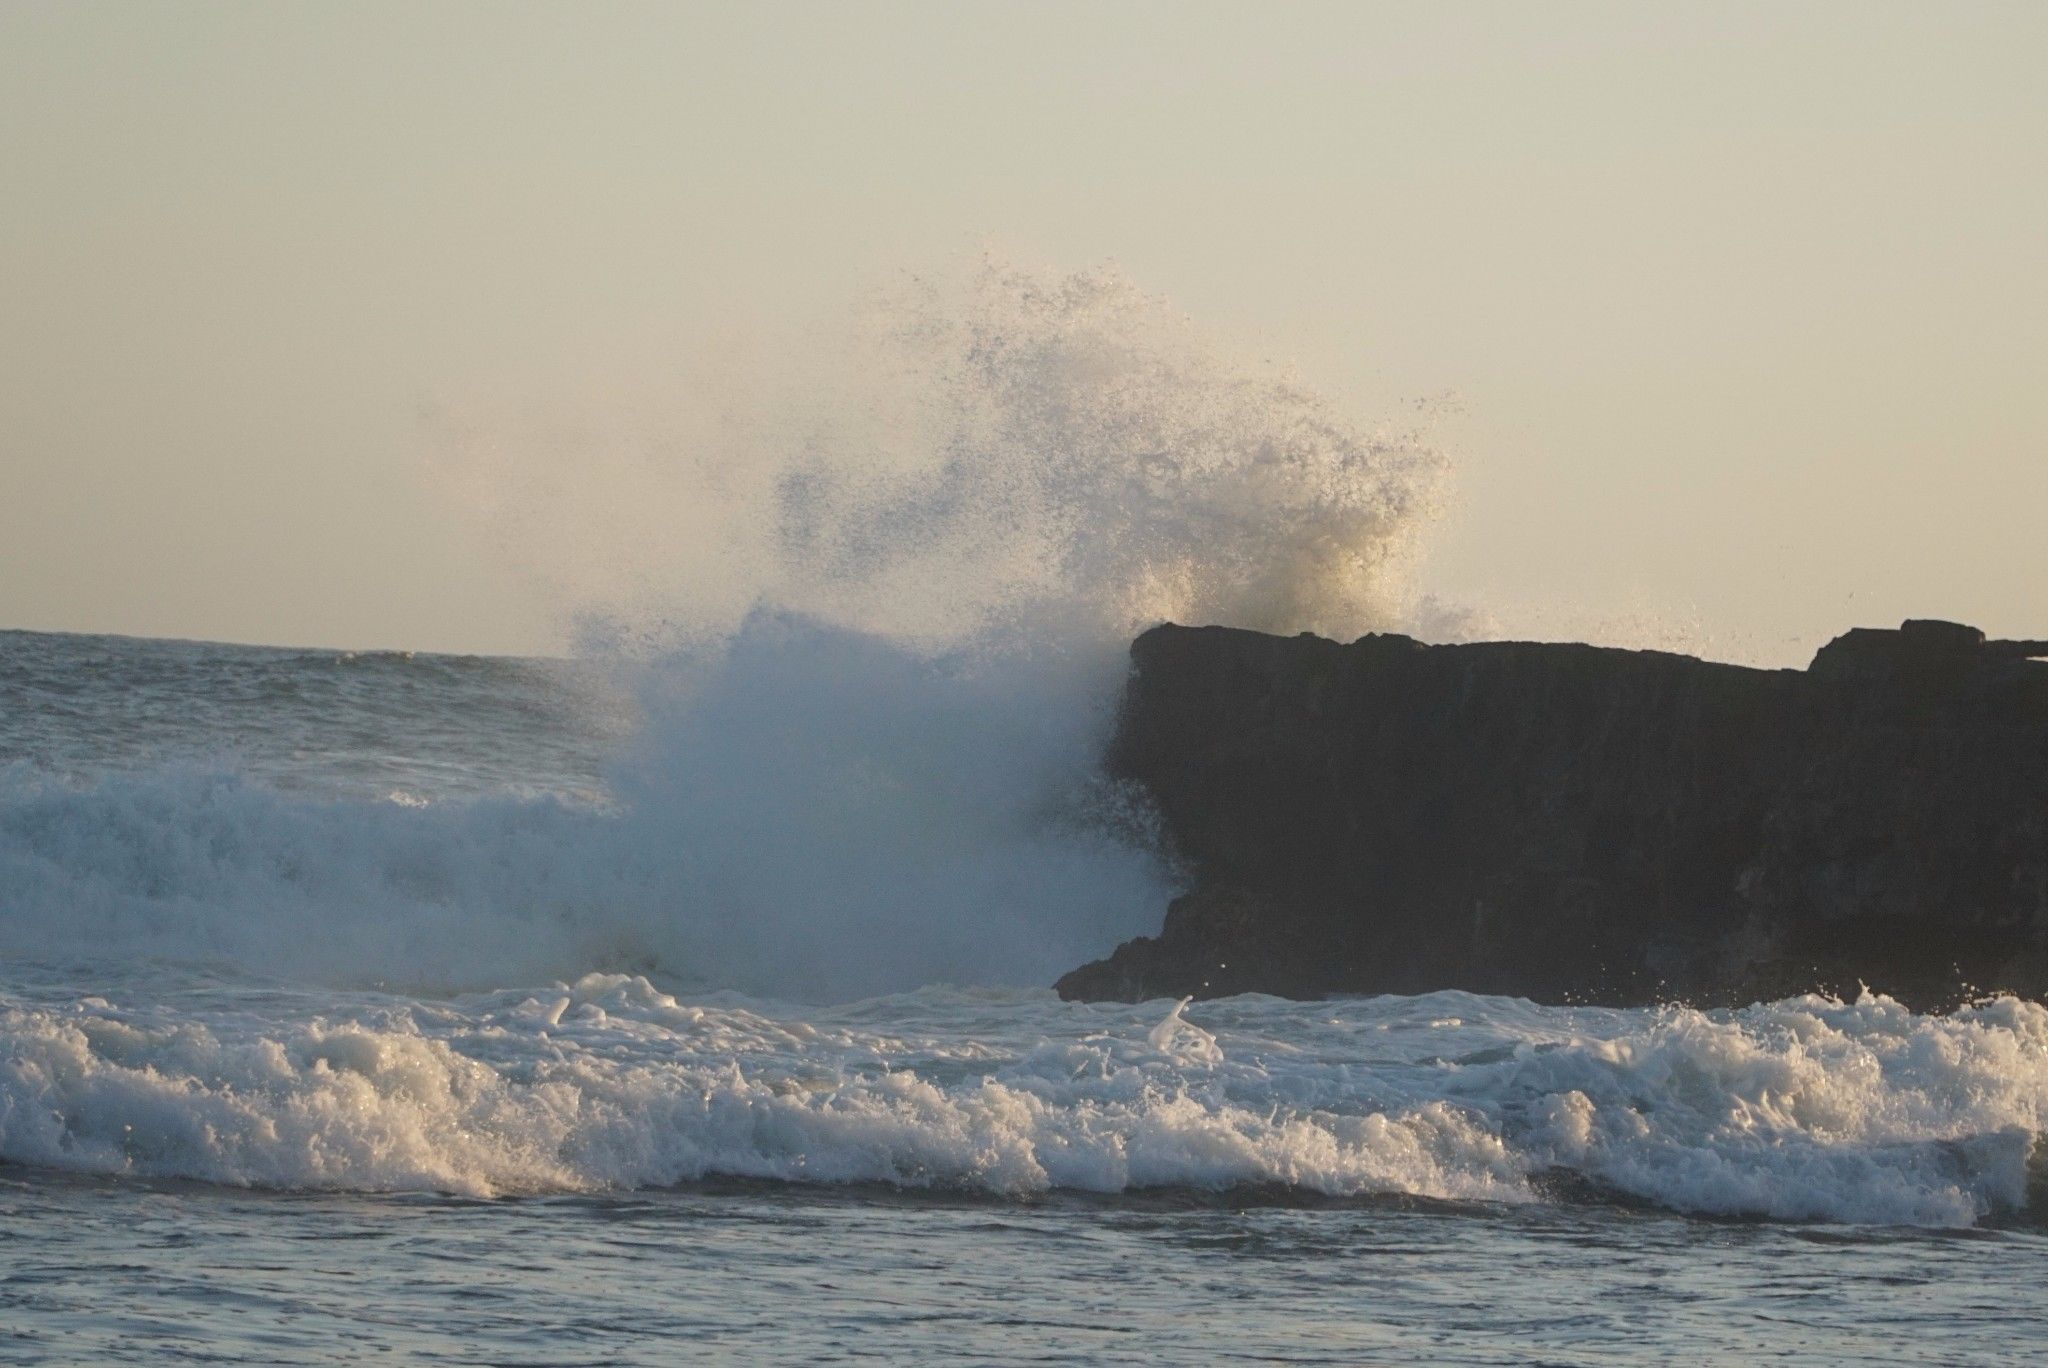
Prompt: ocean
<box><xmin>1</xmin><ymin>624</ymin><xmax>2045</xmax><ymax>1364</ymax></box>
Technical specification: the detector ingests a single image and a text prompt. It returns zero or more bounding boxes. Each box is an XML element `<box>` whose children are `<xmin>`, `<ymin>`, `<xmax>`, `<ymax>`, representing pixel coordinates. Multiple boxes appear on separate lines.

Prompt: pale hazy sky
<box><xmin>3</xmin><ymin>1</ymin><xmax>2043</xmax><ymax>660</ymax></box>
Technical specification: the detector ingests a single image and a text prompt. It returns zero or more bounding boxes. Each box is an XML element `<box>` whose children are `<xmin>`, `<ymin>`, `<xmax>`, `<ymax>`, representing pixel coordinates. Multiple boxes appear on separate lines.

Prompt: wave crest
<box><xmin>3</xmin><ymin>981</ymin><xmax>2042</xmax><ymax>1225</ymax></box>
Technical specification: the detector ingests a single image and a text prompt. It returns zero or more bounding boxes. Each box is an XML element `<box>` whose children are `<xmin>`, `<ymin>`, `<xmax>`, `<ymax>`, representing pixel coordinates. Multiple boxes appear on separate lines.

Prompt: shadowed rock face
<box><xmin>1056</xmin><ymin>620</ymin><xmax>2048</xmax><ymax>1009</ymax></box>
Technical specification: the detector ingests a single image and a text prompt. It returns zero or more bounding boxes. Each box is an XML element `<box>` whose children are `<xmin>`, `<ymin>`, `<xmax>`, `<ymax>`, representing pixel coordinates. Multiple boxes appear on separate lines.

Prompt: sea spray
<box><xmin>432</xmin><ymin>258</ymin><xmax>1450</xmax><ymax>648</ymax></box>
<box><xmin>464</xmin><ymin>260</ymin><xmax>1450</xmax><ymax>996</ymax></box>
<box><xmin>1</xmin><ymin>262</ymin><xmax>1449</xmax><ymax>1000</ymax></box>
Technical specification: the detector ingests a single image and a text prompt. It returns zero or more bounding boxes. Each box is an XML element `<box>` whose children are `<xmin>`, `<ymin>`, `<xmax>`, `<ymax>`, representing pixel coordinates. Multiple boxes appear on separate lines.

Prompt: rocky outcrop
<box><xmin>1056</xmin><ymin>620</ymin><xmax>2048</xmax><ymax>1009</ymax></box>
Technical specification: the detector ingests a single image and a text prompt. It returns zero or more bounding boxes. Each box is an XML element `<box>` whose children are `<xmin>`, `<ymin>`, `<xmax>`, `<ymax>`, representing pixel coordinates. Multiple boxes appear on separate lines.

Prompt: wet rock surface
<box><xmin>1057</xmin><ymin>620</ymin><xmax>2048</xmax><ymax>1008</ymax></box>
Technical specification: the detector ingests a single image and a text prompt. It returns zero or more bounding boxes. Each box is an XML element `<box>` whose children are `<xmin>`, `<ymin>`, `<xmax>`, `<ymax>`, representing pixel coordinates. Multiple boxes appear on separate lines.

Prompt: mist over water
<box><xmin>380</xmin><ymin>259</ymin><xmax>1453</xmax><ymax>999</ymax></box>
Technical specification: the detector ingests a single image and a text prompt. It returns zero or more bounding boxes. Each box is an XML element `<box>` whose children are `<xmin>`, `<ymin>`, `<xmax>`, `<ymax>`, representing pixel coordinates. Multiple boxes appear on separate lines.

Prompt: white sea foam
<box><xmin>0</xmin><ymin>977</ymin><xmax>2040</xmax><ymax>1225</ymax></box>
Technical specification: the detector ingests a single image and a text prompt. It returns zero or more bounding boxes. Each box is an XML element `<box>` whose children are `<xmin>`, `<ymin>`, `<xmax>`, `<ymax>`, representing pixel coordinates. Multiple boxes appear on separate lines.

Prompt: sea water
<box><xmin>3</xmin><ymin>627</ymin><xmax>2045</xmax><ymax>1365</ymax></box>
<box><xmin>5</xmin><ymin>265</ymin><xmax>2046</xmax><ymax>1362</ymax></box>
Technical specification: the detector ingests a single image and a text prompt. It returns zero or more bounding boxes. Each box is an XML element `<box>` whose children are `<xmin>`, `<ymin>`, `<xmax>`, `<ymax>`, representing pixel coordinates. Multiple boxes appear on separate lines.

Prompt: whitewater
<box><xmin>4</xmin><ymin>266</ymin><xmax>2045</xmax><ymax>1362</ymax></box>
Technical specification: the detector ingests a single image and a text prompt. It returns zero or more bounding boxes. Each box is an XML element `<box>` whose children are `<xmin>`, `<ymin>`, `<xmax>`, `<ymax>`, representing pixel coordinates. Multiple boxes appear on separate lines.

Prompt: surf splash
<box><xmin>434</xmin><ymin>258</ymin><xmax>1450</xmax><ymax>648</ymax></box>
<box><xmin>0</xmin><ymin>261</ymin><xmax>1449</xmax><ymax>1000</ymax></box>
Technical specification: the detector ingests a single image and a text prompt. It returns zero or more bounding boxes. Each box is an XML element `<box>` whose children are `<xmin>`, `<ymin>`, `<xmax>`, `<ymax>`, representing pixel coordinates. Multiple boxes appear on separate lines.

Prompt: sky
<box><xmin>2</xmin><ymin>0</ymin><xmax>2043</xmax><ymax>662</ymax></box>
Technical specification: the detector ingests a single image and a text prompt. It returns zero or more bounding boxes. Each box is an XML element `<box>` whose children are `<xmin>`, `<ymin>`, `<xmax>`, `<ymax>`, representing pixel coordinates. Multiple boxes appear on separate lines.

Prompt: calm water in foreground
<box><xmin>8</xmin><ymin>1174</ymin><xmax>2046</xmax><ymax>1365</ymax></box>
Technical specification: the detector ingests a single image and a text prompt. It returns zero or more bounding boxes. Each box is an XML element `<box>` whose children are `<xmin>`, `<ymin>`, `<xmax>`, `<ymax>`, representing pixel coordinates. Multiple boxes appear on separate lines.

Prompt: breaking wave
<box><xmin>2</xmin><ymin>980</ymin><xmax>2042</xmax><ymax>1226</ymax></box>
<box><xmin>0</xmin><ymin>261</ymin><xmax>1447</xmax><ymax>1000</ymax></box>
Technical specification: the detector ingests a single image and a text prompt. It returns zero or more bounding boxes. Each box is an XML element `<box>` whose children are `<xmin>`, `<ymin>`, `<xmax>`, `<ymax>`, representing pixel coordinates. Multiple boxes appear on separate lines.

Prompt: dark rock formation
<box><xmin>1056</xmin><ymin>620</ymin><xmax>2048</xmax><ymax>1009</ymax></box>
